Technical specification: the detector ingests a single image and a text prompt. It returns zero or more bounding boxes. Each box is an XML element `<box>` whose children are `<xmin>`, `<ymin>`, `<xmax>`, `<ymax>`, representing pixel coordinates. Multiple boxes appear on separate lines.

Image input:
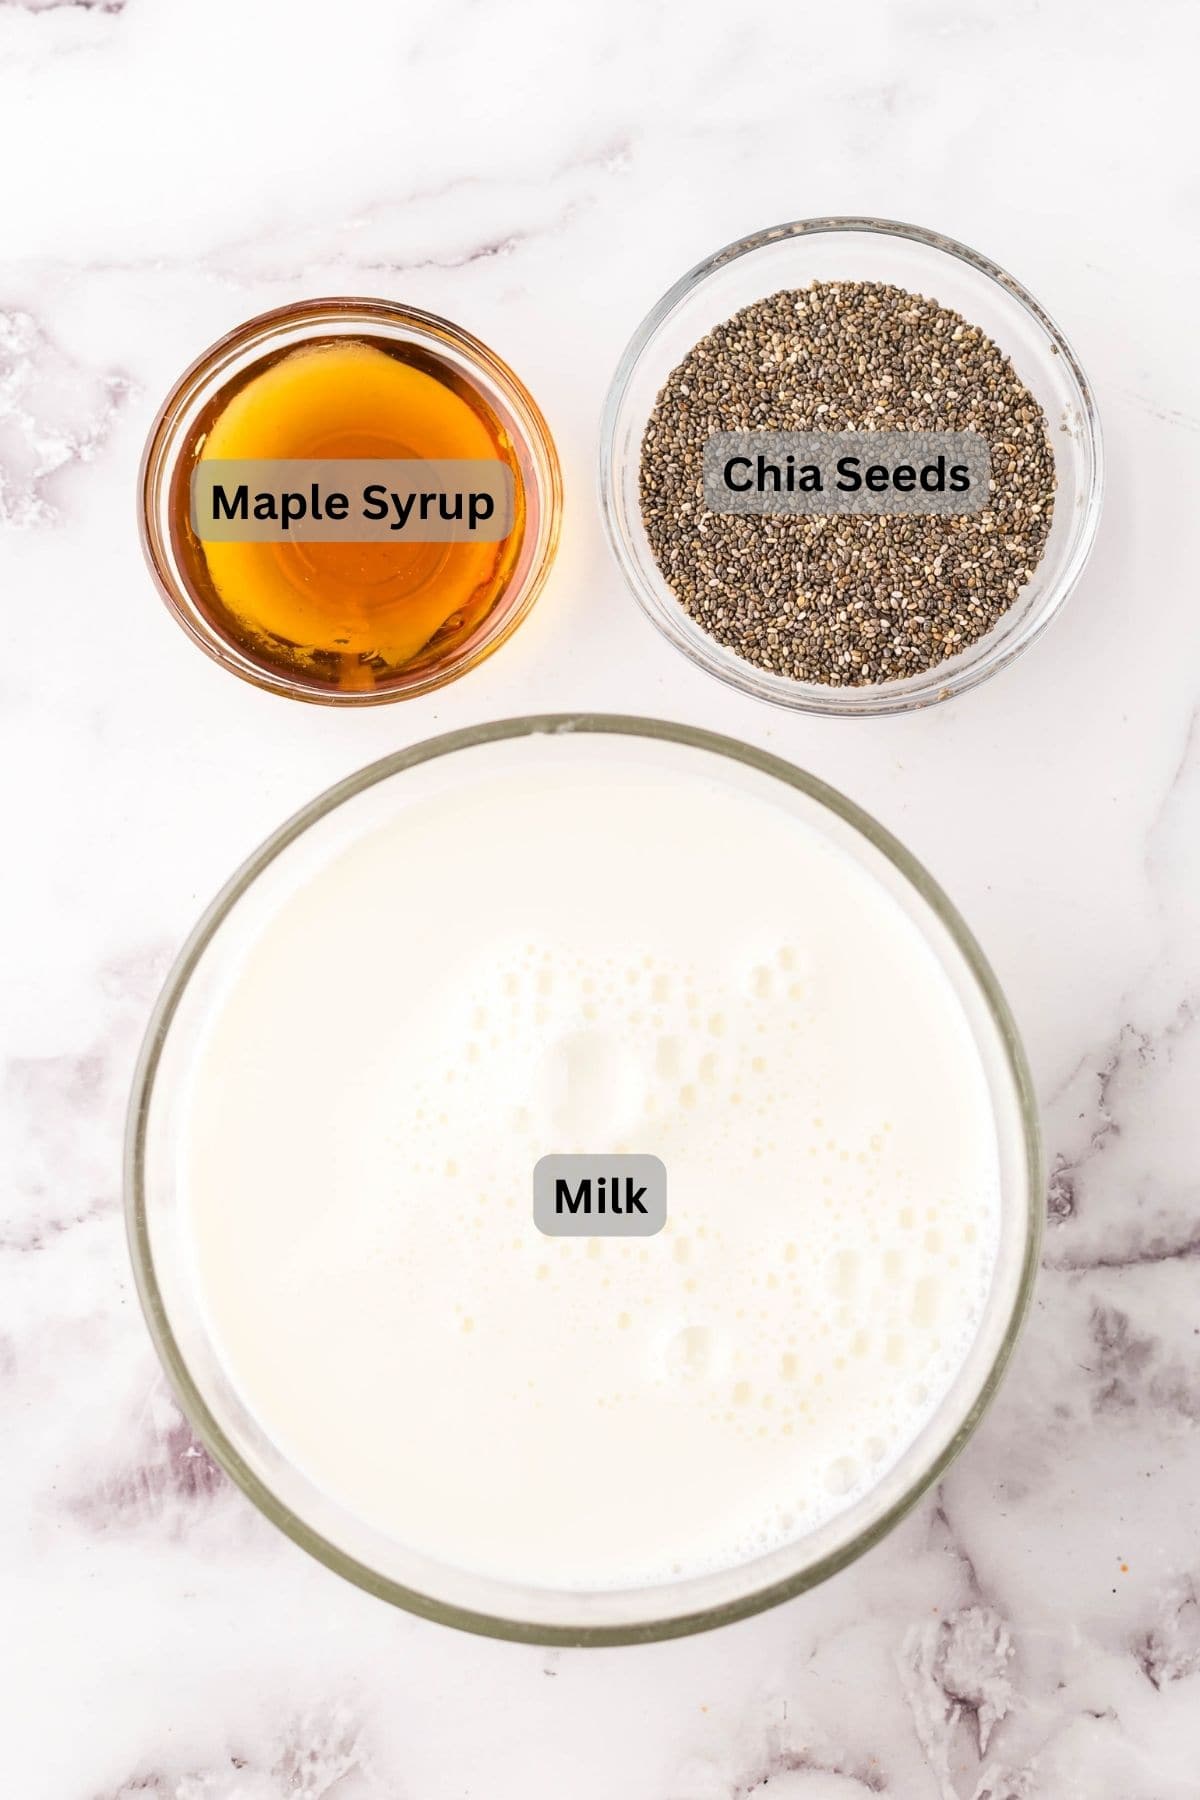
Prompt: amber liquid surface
<box><xmin>170</xmin><ymin>337</ymin><xmax>527</xmax><ymax>695</ymax></box>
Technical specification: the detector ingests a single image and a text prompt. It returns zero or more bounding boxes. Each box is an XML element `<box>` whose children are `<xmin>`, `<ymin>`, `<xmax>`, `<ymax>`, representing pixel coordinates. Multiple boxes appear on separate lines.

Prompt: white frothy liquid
<box><xmin>181</xmin><ymin>746</ymin><xmax>1002</xmax><ymax>1592</ymax></box>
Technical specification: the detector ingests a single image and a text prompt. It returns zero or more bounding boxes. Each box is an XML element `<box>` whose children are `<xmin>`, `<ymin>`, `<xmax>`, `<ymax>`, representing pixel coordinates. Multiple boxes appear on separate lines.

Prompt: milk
<box><xmin>181</xmin><ymin>741</ymin><xmax>1001</xmax><ymax>1591</ymax></box>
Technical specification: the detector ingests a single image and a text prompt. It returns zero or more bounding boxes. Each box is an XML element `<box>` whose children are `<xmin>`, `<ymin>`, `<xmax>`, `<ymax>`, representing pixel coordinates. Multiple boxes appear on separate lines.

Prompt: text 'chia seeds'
<box><xmin>638</xmin><ymin>281</ymin><xmax>1057</xmax><ymax>687</ymax></box>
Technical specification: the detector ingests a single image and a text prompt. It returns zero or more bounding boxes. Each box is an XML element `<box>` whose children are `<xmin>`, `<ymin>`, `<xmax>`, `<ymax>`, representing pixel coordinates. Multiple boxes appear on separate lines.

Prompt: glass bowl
<box><xmin>126</xmin><ymin>715</ymin><xmax>1041</xmax><ymax>1645</ymax></box>
<box><xmin>600</xmin><ymin>218</ymin><xmax>1103</xmax><ymax>716</ymax></box>
<box><xmin>140</xmin><ymin>299</ymin><xmax>562</xmax><ymax>705</ymax></box>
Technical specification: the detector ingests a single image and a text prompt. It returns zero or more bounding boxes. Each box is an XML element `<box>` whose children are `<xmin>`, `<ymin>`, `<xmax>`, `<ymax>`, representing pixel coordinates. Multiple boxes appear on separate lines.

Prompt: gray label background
<box><xmin>191</xmin><ymin>458</ymin><xmax>514</xmax><ymax>542</ymax></box>
<box><xmin>533</xmin><ymin>1155</ymin><xmax>667</xmax><ymax>1237</ymax></box>
<box><xmin>703</xmin><ymin>431</ymin><xmax>991</xmax><ymax>517</ymax></box>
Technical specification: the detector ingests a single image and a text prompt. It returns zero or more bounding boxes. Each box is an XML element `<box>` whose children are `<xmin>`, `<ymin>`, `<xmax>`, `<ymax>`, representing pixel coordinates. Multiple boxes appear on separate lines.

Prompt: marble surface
<box><xmin>3</xmin><ymin>0</ymin><xmax>1199</xmax><ymax>1794</ymax></box>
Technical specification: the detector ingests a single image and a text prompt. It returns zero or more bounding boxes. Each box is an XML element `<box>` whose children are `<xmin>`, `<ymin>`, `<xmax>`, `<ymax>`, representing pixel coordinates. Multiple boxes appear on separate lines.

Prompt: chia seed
<box><xmin>638</xmin><ymin>281</ymin><xmax>1057</xmax><ymax>687</ymax></box>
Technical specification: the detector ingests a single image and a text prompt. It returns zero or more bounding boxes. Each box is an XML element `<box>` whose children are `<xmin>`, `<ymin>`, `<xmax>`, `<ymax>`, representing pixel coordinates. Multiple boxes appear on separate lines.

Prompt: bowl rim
<box><xmin>598</xmin><ymin>215</ymin><xmax>1104</xmax><ymax>717</ymax></box>
<box><xmin>125</xmin><ymin>712</ymin><xmax>1043</xmax><ymax>1646</ymax></box>
<box><xmin>139</xmin><ymin>296</ymin><xmax>562</xmax><ymax>706</ymax></box>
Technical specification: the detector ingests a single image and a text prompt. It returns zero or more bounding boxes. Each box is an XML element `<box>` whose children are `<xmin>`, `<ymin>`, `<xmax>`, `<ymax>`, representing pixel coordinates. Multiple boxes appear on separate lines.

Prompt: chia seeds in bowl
<box><xmin>600</xmin><ymin>219</ymin><xmax>1102</xmax><ymax>717</ymax></box>
<box><xmin>639</xmin><ymin>281</ymin><xmax>1056</xmax><ymax>687</ymax></box>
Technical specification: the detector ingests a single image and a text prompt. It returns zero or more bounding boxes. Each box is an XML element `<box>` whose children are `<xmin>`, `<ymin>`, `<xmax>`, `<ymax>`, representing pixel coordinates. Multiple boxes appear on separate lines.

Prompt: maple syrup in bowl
<box><xmin>140</xmin><ymin>299</ymin><xmax>561</xmax><ymax>703</ymax></box>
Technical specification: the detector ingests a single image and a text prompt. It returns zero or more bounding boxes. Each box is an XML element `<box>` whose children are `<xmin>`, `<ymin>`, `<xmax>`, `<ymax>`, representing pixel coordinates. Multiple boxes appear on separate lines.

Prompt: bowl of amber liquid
<box><xmin>141</xmin><ymin>299</ymin><xmax>562</xmax><ymax>703</ymax></box>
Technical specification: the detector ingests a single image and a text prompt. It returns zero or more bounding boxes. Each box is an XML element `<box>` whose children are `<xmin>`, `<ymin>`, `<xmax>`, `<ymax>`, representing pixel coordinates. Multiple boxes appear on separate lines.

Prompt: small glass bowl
<box><xmin>126</xmin><ymin>715</ymin><xmax>1041</xmax><ymax>1646</ymax></box>
<box><xmin>141</xmin><ymin>299</ymin><xmax>562</xmax><ymax>705</ymax></box>
<box><xmin>600</xmin><ymin>218</ymin><xmax>1103</xmax><ymax>716</ymax></box>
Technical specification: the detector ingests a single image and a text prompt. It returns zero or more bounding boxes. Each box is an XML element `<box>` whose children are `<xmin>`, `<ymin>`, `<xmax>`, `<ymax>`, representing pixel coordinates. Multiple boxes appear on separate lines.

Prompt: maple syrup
<box><xmin>142</xmin><ymin>302</ymin><xmax>560</xmax><ymax>702</ymax></box>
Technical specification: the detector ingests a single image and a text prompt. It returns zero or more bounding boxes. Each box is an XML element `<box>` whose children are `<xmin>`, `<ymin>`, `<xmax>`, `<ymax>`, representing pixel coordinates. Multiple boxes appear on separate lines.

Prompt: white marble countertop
<box><xmin>4</xmin><ymin>1</ymin><xmax>1199</xmax><ymax>1794</ymax></box>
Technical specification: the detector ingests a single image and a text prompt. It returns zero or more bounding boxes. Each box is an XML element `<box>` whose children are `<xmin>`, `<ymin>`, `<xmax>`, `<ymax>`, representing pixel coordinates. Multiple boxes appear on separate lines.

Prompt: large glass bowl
<box><xmin>126</xmin><ymin>715</ymin><xmax>1041</xmax><ymax>1644</ymax></box>
<box><xmin>600</xmin><ymin>219</ymin><xmax>1103</xmax><ymax>716</ymax></box>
